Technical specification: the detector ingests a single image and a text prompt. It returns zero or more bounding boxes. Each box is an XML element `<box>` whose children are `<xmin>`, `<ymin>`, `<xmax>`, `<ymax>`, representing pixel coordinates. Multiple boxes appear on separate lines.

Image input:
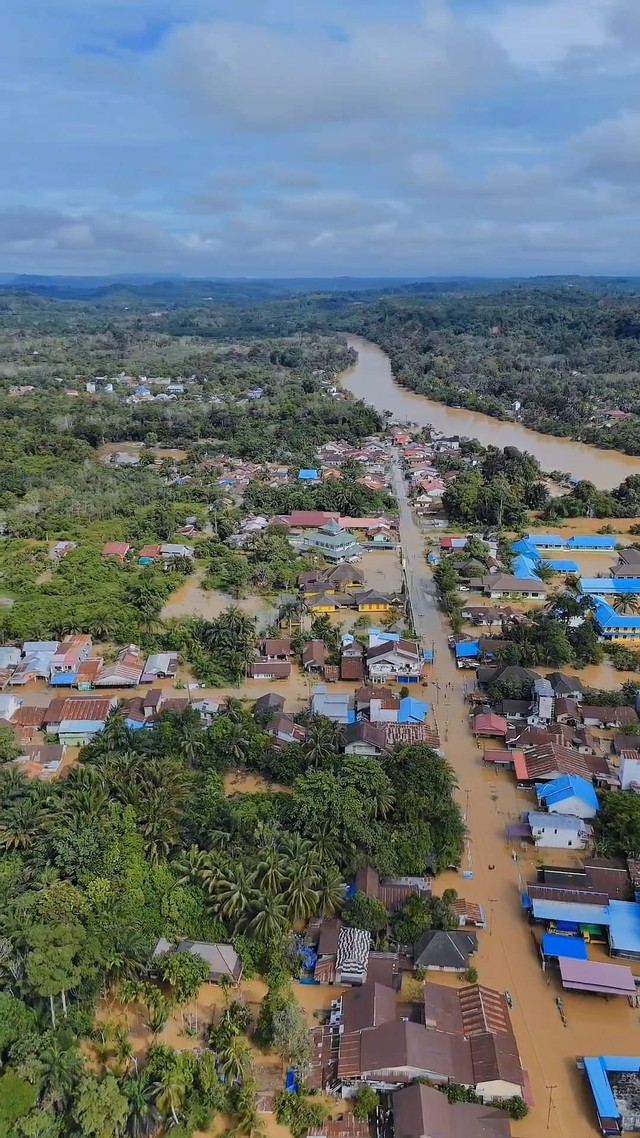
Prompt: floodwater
<box><xmin>161</xmin><ymin>567</ymin><xmax>274</xmax><ymax>625</ymax></box>
<box><xmin>389</xmin><ymin>452</ymin><xmax>640</xmax><ymax>1138</ymax></box>
<box><xmin>341</xmin><ymin>335</ymin><xmax>640</xmax><ymax>490</ymax></box>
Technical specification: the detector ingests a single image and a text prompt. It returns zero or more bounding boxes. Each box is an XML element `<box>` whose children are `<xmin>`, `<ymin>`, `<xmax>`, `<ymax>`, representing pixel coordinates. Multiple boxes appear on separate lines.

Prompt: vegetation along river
<box><xmin>341</xmin><ymin>335</ymin><xmax>640</xmax><ymax>490</ymax></box>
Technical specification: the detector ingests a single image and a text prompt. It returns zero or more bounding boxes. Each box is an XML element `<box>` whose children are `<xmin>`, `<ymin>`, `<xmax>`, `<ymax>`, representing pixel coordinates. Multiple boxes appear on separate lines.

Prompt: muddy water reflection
<box><xmin>341</xmin><ymin>335</ymin><xmax>640</xmax><ymax>489</ymax></box>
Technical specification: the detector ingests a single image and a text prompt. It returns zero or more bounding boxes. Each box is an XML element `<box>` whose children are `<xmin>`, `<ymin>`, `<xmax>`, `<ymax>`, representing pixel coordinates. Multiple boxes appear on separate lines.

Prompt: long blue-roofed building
<box><xmin>588</xmin><ymin>597</ymin><xmax>640</xmax><ymax>643</ymax></box>
<box><xmin>583</xmin><ymin>1055</ymin><xmax>640</xmax><ymax>1135</ymax></box>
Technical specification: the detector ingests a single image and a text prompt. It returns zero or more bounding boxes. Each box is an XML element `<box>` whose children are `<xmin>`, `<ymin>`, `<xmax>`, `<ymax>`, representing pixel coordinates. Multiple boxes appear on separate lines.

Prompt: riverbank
<box><xmin>341</xmin><ymin>335</ymin><xmax>640</xmax><ymax>490</ymax></box>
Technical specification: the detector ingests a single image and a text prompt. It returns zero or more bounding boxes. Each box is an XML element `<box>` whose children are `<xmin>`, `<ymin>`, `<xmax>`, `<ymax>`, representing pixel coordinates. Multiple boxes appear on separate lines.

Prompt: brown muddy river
<box><xmin>341</xmin><ymin>335</ymin><xmax>640</xmax><ymax>490</ymax></box>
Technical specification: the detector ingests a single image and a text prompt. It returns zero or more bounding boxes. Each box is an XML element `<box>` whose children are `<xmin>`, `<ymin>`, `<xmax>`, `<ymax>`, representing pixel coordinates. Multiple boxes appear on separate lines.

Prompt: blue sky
<box><xmin>2</xmin><ymin>0</ymin><xmax>640</xmax><ymax>276</ymax></box>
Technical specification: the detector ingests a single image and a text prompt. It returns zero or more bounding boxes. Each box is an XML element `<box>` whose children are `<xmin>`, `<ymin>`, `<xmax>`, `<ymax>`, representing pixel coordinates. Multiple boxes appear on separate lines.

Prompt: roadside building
<box><xmin>413</xmin><ymin>930</ymin><xmax>478</xmax><ymax>973</ymax></box>
<box><xmin>535</xmin><ymin>774</ymin><xmax>599</xmax><ymax>819</ymax></box>
<box><xmin>527</xmin><ymin>811</ymin><xmax>592</xmax><ymax>850</ymax></box>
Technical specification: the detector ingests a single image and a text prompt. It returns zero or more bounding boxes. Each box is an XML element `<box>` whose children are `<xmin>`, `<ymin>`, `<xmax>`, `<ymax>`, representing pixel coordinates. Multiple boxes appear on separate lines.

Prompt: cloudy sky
<box><xmin>3</xmin><ymin>0</ymin><xmax>640</xmax><ymax>276</ymax></box>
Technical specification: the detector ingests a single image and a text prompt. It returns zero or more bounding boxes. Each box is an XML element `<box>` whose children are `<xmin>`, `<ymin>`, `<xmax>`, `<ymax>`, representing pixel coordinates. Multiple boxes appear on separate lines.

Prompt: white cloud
<box><xmin>490</xmin><ymin>0</ymin><xmax>614</xmax><ymax>68</ymax></box>
<box><xmin>569</xmin><ymin>110</ymin><xmax>640</xmax><ymax>182</ymax></box>
<box><xmin>158</xmin><ymin>12</ymin><xmax>513</xmax><ymax>131</ymax></box>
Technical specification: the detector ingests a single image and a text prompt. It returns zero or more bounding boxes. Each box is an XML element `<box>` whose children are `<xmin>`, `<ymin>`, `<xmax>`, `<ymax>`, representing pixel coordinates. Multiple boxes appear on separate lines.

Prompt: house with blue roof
<box><xmin>542</xmin><ymin>557</ymin><xmax>579</xmax><ymax>572</ymax></box>
<box><xmin>588</xmin><ymin>597</ymin><xmax>640</xmax><ymax>643</ymax></box>
<box><xmin>526</xmin><ymin>533</ymin><xmax>565</xmax><ymax>548</ymax></box>
<box><xmin>454</xmin><ymin>640</ymin><xmax>480</xmax><ymax>660</ymax></box>
<box><xmin>535</xmin><ymin>774</ymin><xmax>599</xmax><ymax>819</ymax></box>
<box><xmin>566</xmin><ymin>535</ymin><xmax>616</xmax><ymax>550</ymax></box>
<box><xmin>298</xmin><ymin>468</ymin><xmax>320</xmax><ymax>482</ymax></box>
<box><xmin>583</xmin><ymin>1054</ymin><xmax>640</xmax><ymax>1135</ymax></box>
<box><xmin>511</xmin><ymin>540</ymin><xmax>578</xmax><ymax>578</ymax></box>
<box><xmin>398</xmin><ymin>696</ymin><xmax>429</xmax><ymax>723</ymax></box>
<box><xmin>581</xmin><ymin>578</ymin><xmax>640</xmax><ymax>596</ymax></box>
<box><xmin>526</xmin><ymin>532</ymin><xmax>616</xmax><ymax>552</ymax></box>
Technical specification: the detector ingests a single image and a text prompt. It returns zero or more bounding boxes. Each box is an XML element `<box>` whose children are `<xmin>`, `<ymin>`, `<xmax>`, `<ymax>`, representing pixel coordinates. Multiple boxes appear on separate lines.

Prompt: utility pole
<box><xmin>489</xmin><ymin>898</ymin><xmax>497</xmax><ymax>936</ymax></box>
<box><xmin>546</xmin><ymin>1084</ymin><xmax>557</xmax><ymax>1129</ymax></box>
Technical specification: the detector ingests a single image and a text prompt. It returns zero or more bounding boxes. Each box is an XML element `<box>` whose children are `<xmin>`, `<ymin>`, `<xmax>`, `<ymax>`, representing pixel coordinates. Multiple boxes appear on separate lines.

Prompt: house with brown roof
<box><xmin>94</xmin><ymin>645</ymin><xmax>144</xmax><ymax>687</ymax></box>
<box><xmin>303</xmin><ymin>641</ymin><xmax>326</xmax><ymax>671</ymax></box>
<box><xmin>337</xmin><ymin>1019</ymin><xmax>474</xmax><ymax>1091</ymax></box>
<box><xmin>340</xmin><ymin>655</ymin><xmax>365</xmax><ymax>683</ymax></box>
<box><xmin>266</xmin><ymin>714</ymin><xmax>307</xmax><ymax>747</ymax></box>
<box><xmin>355</xmin><ymin>866</ymin><xmax>431</xmax><ymax>912</ymax></box>
<box><xmin>512</xmin><ymin>742</ymin><xmax>594</xmax><ymax>783</ymax></box>
<box><xmin>581</xmin><ymin>705</ymin><xmax>639</xmax><ymax>729</ymax></box>
<box><xmin>343</xmin><ymin>722</ymin><xmax>388</xmax><ymax>757</ymax></box>
<box><xmin>384</xmin><ymin>723</ymin><xmax>442</xmax><ymax>750</ymax></box>
<box><xmin>473</xmin><ymin>712</ymin><xmax>508</xmax><ymax>739</ymax></box>
<box><xmin>391</xmin><ymin>1083</ymin><xmax>511</xmax><ymax>1138</ymax></box>
<box><xmin>248</xmin><ymin>660</ymin><xmax>291</xmax><ymax>680</ymax></box>
<box><xmin>262</xmin><ymin>638</ymin><xmax>291</xmax><ymax>660</ymax></box>
<box><xmin>102</xmin><ymin>541</ymin><xmax>130</xmax><ymax>561</ymax></box>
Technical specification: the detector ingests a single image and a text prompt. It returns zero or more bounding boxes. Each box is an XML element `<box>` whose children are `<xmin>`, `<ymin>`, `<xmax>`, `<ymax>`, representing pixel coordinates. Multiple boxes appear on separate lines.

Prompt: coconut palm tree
<box><xmin>226</xmin><ymin>722</ymin><xmax>252</xmax><ymax>765</ymax></box>
<box><xmin>175</xmin><ymin>844</ymin><xmax>208</xmax><ymax>887</ymax></box>
<box><xmin>178</xmin><ymin>716</ymin><xmax>204</xmax><ymax>768</ymax></box>
<box><xmin>614</xmin><ymin>593</ymin><xmax>640</xmax><ymax>615</ymax></box>
<box><xmin>144</xmin><ymin>994</ymin><xmax>172</xmax><ymax>1039</ymax></box>
<box><xmin>252</xmin><ymin>847</ymin><xmax>286</xmax><ymax>896</ymax></box>
<box><xmin>304</xmin><ymin>720</ymin><xmax>340</xmax><ymax>769</ymax></box>
<box><xmin>247</xmin><ymin>894</ymin><xmax>288</xmax><ymax>940</ymax></box>
<box><xmin>122</xmin><ymin>1073</ymin><xmax>158</xmax><ymax>1138</ymax></box>
<box><xmin>316</xmin><ymin>866</ymin><xmax>346</xmax><ymax>917</ymax></box>
<box><xmin>284</xmin><ymin>867</ymin><xmax>320</xmax><ymax>922</ymax></box>
<box><xmin>39</xmin><ymin>1037</ymin><xmax>82</xmax><ymax>1112</ymax></box>
<box><xmin>217</xmin><ymin>1035</ymin><xmax>252</xmax><ymax>1084</ymax></box>
<box><xmin>153</xmin><ymin>1063</ymin><xmax>187</xmax><ymax>1126</ymax></box>
<box><xmin>223</xmin><ymin>697</ymin><xmax>246</xmax><ymax>723</ymax></box>
<box><xmin>216</xmin><ymin>863</ymin><xmax>255</xmax><ymax>922</ymax></box>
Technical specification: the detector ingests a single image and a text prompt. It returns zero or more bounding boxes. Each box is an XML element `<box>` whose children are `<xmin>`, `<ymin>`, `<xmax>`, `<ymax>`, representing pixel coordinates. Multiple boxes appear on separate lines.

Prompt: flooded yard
<box><xmin>161</xmin><ymin>567</ymin><xmax>276</xmax><ymax>626</ymax></box>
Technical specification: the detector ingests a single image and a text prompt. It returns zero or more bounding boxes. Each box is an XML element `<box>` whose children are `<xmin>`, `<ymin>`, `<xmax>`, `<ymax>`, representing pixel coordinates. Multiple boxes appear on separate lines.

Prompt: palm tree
<box><xmin>304</xmin><ymin>720</ymin><xmax>340</xmax><ymax>768</ymax></box>
<box><xmin>178</xmin><ymin>717</ymin><xmax>204</xmax><ymax>768</ymax></box>
<box><xmin>614</xmin><ymin>593</ymin><xmax>640</xmax><ymax>615</ymax></box>
<box><xmin>247</xmin><ymin>894</ymin><xmax>288</xmax><ymax>940</ymax></box>
<box><xmin>0</xmin><ymin>797</ymin><xmax>46</xmax><ymax>851</ymax></box>
<box><xmin>226</xmin><ymin>722</ymin><xmax>252</xmax><ymax>765</ymax></box>
<box><xmin>278</xmin><ymin>597</ymin><xmax>306</xmax><ymax>634</ymax></box>
<box><xmin>144</xmin><ymin>994</ymin><xmax>171</xmax><ymax>1038</ymax></box>
<box><xmin>216</xmin><ymin>863</ymin><xmax>254</xmax><ymax>922</ymax></box>
<box><xmin>122</xmin><ymin>1073</ymin><xmax>158</xmax><ymax>1138</ymax></box>
<box><xmin>316</xmin><ymin>866</ymin><xmax>346</xmax><ymax>917</ymax></box>
<box><xmin>40</xmin><ymin>1038</ymin><xmax>82</xmax><ymax>1112</ymax></box>
<box><xmin>223</xmin><ymin>697</ymin><xmax>246</xmax><ymax>723</ymax></box>
<box><xmin>175</xmin><ymin>844</ymin><xmax>208</xmax><ymax>886</ymax></box>
<box><xmin>252</xmin><ymin>847</ymin><xmax>286</xmax><ymax>896</ymax></box>
<box><xmin>284</xmin><ymin>867</ymin><xmax>320</xmax><ymax>922</ymax></box>
<box><xmin>153</xmin><ymin>1063</ymin><xmax>187</xmax><ymax>1126</ymax></box>
<box><xmin>218</xmin><ymin>1035</ymin><xmax>252</xmax><ymax>1084</ymax></box>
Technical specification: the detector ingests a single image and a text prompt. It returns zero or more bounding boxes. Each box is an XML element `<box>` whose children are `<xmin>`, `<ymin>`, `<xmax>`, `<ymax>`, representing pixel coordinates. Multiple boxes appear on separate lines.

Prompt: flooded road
<box><xmin>391</xmin><ymin>453</ymin><xmax>640</xmax><ymax>1138</ymax></box>
<box><xmin>342</xmin><ymin>335</ymin><xmax>640</xmax><ymax>490</ymax></box>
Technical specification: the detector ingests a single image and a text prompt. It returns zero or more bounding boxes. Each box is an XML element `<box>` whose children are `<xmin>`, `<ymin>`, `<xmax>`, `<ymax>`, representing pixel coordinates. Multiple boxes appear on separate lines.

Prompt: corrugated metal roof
<box><xmin>559</xmin><ymin>958</ymin><xmax>636</xmax><ymax>996</ymax></box>
<box><xmin>531</xmin><ymin>898</ymin><xmax>610</xmax><ymax>924</ymax></box>
<box><xmin>608</xmin><ymin>900</ymin><xmax>640</xmax><ymax>955</ymax></box>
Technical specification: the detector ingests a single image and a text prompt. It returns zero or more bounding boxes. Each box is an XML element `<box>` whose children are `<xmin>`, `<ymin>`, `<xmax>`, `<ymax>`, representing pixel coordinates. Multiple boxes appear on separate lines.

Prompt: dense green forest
<box><xmin>5</xmin><ymin>277</ymin><xmax>640</xmax><ymax>456</ymax></box>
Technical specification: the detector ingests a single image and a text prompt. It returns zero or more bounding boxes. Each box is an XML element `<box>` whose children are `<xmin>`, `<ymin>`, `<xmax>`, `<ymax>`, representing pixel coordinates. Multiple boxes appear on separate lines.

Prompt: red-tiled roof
<box><xmin>45</xmin><ymin>697</ymin><xmax>112</xmax><ymax>723</ymax></box>
<box><xmin>473</xmin><ymin>712</ymin><xmax>508</xmax><ymax>737</ymax></box>
<box><xmin>102</xmin><ymin>541</ymin><xmax>130</xmax><ymax>558</ymax></box>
